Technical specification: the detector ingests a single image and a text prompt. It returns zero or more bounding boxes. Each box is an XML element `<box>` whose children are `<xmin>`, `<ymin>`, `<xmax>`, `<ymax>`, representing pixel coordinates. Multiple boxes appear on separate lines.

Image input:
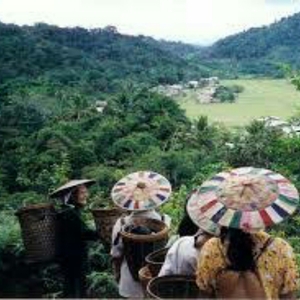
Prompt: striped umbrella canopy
<box><xmin>187</xmin><ymin>167</ymin><xmax>299</xmax><ymax>232</ymax></box>
<box><xmin>186</xmin><ymin>190</ymin><xmax>220</xmax><ymax>236</ymax></box>
<box><xmin>111</xmin><ymin>171</ymin><xmax>172</xmax><ymax>211</ymax></box>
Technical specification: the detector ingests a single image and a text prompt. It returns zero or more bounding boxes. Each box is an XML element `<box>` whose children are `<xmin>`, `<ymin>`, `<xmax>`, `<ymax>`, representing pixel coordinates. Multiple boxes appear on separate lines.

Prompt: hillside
<box><xmin>202</xmin><ymin>12</ymin><xmax>300</xmax><ymax>76</ymax></box>
<box><xmin>0</xmin><ymin>22</ymin><xmax>209</xmax><ymax>101</ymax></box>
<box><xmin>2</xmin><ymin>19</ymin><xmax>300</xmax><ymax>299</ymax></box>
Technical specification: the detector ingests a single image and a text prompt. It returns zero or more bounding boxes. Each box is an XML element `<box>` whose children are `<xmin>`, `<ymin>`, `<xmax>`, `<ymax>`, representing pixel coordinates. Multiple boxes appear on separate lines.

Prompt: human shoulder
<box><xmin>252</xmin><ymin>231</ymin><xmax>270</xmax><ymax>244</ymax></box>
<box><xmin>201</xmin><ymin>237</ymin><xmax>220</xmax><ymax>249</ymax></box>
<box><xmin>270</xmin><ymin>237</ymin><xmax>295</xmax><ymax>255</ymax></box>
<box><xmin>171</xmin><ymin>236</ymin><xmax>195</xmax><ymax>249</ymax></box>
<box><xmin>256</xmin><ymin>235</ymin><xmax>296</xmax><ymax>267</ymax></box>
<box><xmin>57</xmin><ymin>205</ymin><xmax>77</xmax><ymax>218</ymax></box>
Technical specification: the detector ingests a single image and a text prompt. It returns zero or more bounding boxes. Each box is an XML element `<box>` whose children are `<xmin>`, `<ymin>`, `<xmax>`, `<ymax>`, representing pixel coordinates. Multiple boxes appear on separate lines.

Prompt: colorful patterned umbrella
<box><xmin>186</xmin><ymin>190</ymin><xmax>220</xmax><ymax>236</ymax></box>
<box><xmin>111</xmin><ymin>171</ymin><xmax>172</xmax><ymax>211</ymax></box>
<box><xmin>187</xmin><ymin>167</ymin><xmax>299</xmax><ymax>232</ymax></box>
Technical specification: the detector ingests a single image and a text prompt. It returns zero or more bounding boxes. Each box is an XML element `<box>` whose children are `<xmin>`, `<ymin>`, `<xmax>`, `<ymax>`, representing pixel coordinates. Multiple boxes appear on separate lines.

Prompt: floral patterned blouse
<box><xmin>196</xmin><ymin>231</ymin><xmax>299</xmax><ymax>299</ymax></box>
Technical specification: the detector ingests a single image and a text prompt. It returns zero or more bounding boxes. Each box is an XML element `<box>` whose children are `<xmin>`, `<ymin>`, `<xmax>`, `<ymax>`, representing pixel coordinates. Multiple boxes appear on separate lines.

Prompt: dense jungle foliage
<box><xmin>2</xmin><ymin>84</ymin><xmax>300</xmax><ymax>297</ymax></box>
<box><xmin>0</xmin><ymin>22</ymin><xmax>211</xmax><ymax>94</ymax></box>
<box><xmin>202</xmin><ymin>12</ymin><xmax>300</xmax><ymax>77</ymax></box>
<box><xmin>1</xmin><ymin>19</ymin><xmax>300</xmax><ymax>298</ymax></box>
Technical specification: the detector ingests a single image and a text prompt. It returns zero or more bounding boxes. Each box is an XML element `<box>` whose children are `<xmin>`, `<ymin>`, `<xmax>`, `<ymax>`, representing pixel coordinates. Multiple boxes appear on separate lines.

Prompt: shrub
<box><xmin>214</xmin><ymin>85</ymin><xmax>235</xmax><ymax>103</ymax></box>
<box><xmin>87</xmin><ymin>271</ymin><xmax>119</xmax><ymax>298</ymax></box>
<box><xmin>229</xmin><ymin>84</ymin><xmax>245</xmax><ymax>93</ymax></box>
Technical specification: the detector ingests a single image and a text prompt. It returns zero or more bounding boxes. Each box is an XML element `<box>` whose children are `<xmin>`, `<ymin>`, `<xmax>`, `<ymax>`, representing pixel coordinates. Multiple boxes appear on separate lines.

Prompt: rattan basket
<box><xmin>145</xmin><ymin>247</ymin><xmax>169</xmax><ymax>276</ymax></box>
<box><xmin>91</xmin><ymin>207</ymin><xmax>124</xmax><ymax>247</ymax></box>
<box><xmin>120</xmin><ymin>217</ymin><xmax>169</xmax><ymax>281</ymax></box>
<box><xmin>139</xmin><ymin>265</ymin><xmax>153</xmax><ymax>295</ymax></box>
<box><xmin>147</xmin><ymin>275</ymin><xmax>200</xmax><ymax>299</ymax></box>
<box><xmin>16</xmin><ymin>203</ymin><xmax>57</xmax><ymax>263</ymax></box>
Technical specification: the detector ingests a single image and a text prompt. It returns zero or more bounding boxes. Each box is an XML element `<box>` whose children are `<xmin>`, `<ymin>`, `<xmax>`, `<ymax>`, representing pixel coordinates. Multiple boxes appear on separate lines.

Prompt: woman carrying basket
<box><xmin>50</xmin><ymin>179</ymin><xmax>99</xmax><ymax>298</ymax></box>
<box><xmin>158</xmin><ymin>191</ymin><xmax>220</xmax><ymax>277</ymax></box>
<box><xmin>191</xmin><ymin>167</ymin><xmax>299</xmax><ymax>299</ymax></box>
<box><xmin>110</xmin><ymin>171</ymin><xmax>172</xmax><ymax>298</ymax></box>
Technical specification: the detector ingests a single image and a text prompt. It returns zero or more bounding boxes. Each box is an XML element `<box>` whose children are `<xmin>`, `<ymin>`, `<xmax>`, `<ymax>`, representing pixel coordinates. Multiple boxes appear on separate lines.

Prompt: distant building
<box><xmin>96</xmin><ymin>100</ymin><xmax>108</xmax><ymax>107</ymax></box>
<box><xmin>187</xmin><ymin>81</ymin><xmax>199</xmax><ymax>89</ymax></box>
<box><xmin>197</xmin><ymin>86</ymin><xmax>217</xmax><ymax>104</ymax></box>
<box><xmin>95</xmin><ymin>100</ymin><xmax>107</xmax><ymax>113</ymax></box>
<box><xmin>164</xmin><ymin>84</ymin><xmax>183</xmax><ymax>97</ymax></box>
<box><xmin>199</xmin><ymin>77</ymin><xmax>219</xmax><ymax>87</ymax></box>
<box><xmin>208</xmin><ymin>77</ymin><xmax>219</xmax><ymax>85</ymax></box>
<box><xmin>96</xmin><ymin>107</ymin><xmax>105</xmax><ymax>113</ymax></box>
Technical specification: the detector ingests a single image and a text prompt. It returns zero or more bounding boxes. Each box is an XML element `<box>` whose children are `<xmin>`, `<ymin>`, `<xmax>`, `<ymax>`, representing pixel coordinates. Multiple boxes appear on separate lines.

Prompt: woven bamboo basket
<box><xmin>147</xmin><ymin>275</ymin><xmax>200</xmax><ymax>299</ymax></box>
<box><xmin>145</xmin><ymin>247</ymin><xmax>169</xmax><ymax>276</ymax></box>
<box><xmin>120</xmin><ymin>217</ymin><xmax>169</xmax><ymax>281</ymax></box>
<box><xmin>16</xmin><ymin>204</ymin><xmax>57</xmax><ymax>263</ymax></box>
<box><xmin>139</xmin><ymin>265</ymin><xmax>153</xmax><ymax>295</ymax></box>
<box><xmin>91</xmin><ymin>207</ymin><xmax>124</xmax><ymax>247</ymax></box>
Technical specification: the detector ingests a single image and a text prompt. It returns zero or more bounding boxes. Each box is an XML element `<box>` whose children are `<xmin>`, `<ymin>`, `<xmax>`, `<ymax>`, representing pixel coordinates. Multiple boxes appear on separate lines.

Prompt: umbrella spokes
<box><xmin>111</xmin><ymin>171</ymin><xmax>172</xmax><ymax>211</ymax></box>
<box><xmin>187</xmin><ymin>167</ymin><xmax>299</xmax><ymax>232</ymax></box>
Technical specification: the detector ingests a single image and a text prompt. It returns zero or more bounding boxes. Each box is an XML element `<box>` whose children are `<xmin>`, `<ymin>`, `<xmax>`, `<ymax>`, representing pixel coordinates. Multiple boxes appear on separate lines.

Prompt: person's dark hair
<box><xmin>177</xmin><ymin>213</ymin><xmax>199</xmax><ymax>236</ymax></box>
<box><xmin>177</xmin><ymin>193</ymin><xmax>199</xmax><ymax>237</ymax></box>
<box><xmin>220</xmin><ymin>227</ymin><xmax>255</xmax><ymax>271</ymax></box>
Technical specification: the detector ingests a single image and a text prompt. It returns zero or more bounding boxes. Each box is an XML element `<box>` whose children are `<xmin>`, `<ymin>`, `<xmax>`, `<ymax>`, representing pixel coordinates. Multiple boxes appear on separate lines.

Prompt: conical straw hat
<box><xmin>111</xmin><ymin>171</ymin><xmax>172</xmax><ymax>211</ymax></box>
<box><xmin>187</xmin><ymin>167</ymin><xmax>299</xmax><ymax>232</ymax></box>
<box><xmin>50</xmin><ymin>179</ymin><xmax>95</xmax><ymax>198</ymax></box>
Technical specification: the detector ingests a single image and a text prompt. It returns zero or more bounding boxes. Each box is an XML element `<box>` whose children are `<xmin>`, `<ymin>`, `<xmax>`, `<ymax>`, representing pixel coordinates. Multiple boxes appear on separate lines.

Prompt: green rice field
<box><xmin>178</xmin><ymin>79</ymin><xmax>300</xmax><ymax>127</ymax></box>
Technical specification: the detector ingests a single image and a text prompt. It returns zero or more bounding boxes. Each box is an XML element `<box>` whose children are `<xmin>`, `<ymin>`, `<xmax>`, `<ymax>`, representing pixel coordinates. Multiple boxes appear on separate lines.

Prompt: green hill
<box><xmin>202</xmin><ymin>13</ymin><xmax>300</xmax><ymax>77</ymax></box>
<box><xmin>0</xmin><ymin>22</ymin><xmax>209</xmax><ymax>100</ymax></box>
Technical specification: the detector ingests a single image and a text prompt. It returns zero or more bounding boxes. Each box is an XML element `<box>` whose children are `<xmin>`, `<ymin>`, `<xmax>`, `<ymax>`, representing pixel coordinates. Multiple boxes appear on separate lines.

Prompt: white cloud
<box><xmin>0</xmin><ymin>0</ymin><xmax>299</xmax><ymax>44</ymax></box>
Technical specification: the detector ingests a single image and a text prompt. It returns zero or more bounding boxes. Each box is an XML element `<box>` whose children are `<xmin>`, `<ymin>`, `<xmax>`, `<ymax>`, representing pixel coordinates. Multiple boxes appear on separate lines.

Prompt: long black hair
<box><xmin>177</xmin><ymin>192</ymin><xmax>199</xmax><ymax>237</ymax></box>
<box><xmin>177</xmin><ymin>213</ymin><xmax>199</xmax><ymax>236</ymax></box>
<box><xmin>220</xmin><ymin>227</ymin><xmax>255</xmax><ymax>271</ymax></box>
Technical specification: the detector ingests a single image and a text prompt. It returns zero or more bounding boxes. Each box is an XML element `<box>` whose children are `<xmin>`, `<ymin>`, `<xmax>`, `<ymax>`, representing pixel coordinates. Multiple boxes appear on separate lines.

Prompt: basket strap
<box><xmin>252</xmin><ymin>237</ymin><xmax>274</xmax><ymax>287</ymax></box>
<box><xmin>254</xmin><ymin>237</ymin><xmax>273</xmax><ymax>262</ymax></box>
<box><xmin>113</xmin><ymin>217</ymin><xmax>125</xmax><ymax>246</ymax></box>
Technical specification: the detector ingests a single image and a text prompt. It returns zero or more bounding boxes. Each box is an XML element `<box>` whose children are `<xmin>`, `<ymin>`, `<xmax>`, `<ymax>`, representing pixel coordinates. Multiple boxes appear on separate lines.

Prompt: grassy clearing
<box><xmin>178</xmin><ymin>79</ymin><xmax>300</xmax><ymax>127</ymax></box>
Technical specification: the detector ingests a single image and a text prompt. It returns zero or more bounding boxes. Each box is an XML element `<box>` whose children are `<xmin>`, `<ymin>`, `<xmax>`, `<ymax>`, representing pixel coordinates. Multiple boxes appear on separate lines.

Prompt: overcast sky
<box><xmin>0</xmin><ymin>0</ymin><xmax>300</xmax><ymax>45</ymax></box>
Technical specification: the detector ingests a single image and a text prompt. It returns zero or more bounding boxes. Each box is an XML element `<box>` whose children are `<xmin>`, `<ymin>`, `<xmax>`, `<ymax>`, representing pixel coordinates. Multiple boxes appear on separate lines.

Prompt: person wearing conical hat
<box><xmin>50</xmin><ymin>179</ymin><xmax>99</xmax><ymax>298</ymax></box>
<box><xmin>193</xmin><ymin>167</ymin><xmax>299</xmax><ymax>299</ymax></box>
<box><xmin>158</xmin><ymin>190</ymin><xmax>220</xmax><ymax>277</ymax></box>
<box><xmin>110</xmin><ymin>171</ymin><xmax>172</xmax><ymax>298</ymax></box>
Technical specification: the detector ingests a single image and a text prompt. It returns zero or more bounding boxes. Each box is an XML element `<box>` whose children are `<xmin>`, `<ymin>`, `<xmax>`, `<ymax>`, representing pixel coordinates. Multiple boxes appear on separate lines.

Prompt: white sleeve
<box><xmin>166</xmin><ymin>234</ymin><xmax>179</xmax><ymax>248</ymax></box>
<box><xmin>158</xmin><ymin>238</ymin><xmax>181</xmax><ymax>276</ymax></box>
<box><xmin>110</xmin><ymin>218</ymin><xmax>124</xmax><ymax>258</ymax></box>
<box><xmin>163</xmin><ymin>213</ymin><xmax>172</xmax><ymax>228</ymax></box>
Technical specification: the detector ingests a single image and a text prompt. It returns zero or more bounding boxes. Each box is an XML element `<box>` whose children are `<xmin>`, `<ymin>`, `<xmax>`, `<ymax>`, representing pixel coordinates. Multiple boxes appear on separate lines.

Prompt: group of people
<box><xmin>51</xmin><ymin>167</ymin><xmax>300</xmax><ymax>299</ymax></box>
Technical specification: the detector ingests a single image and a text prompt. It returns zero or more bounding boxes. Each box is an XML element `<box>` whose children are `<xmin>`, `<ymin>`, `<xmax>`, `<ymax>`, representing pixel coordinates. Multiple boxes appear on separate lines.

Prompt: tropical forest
<box><xmin>1</xmin><ymin>10</ymin><xmax>300</xmax><ymax>298</ymax></box>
